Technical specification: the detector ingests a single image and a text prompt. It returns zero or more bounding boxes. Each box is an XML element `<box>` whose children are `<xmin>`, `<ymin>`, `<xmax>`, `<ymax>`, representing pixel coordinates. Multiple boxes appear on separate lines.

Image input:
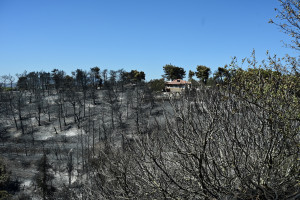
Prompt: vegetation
<box><xmin>163</xmin><ymin>64</ymin><xmax>186</xmax><ymax>80</ymax></box>
<box><xmin>0</xmin><ymin>1</ymin><xmax>299</xmax><ymax>198</ymax></box>
<box><xmin>122</xmin><ymin>70</ymin><xmax>146</xmax><ymax>83</ymax></box>
<box><xmin>196</xmin><ymin>65</ymin><xmax>211</xmax><ymax>84</ymax></box>
<box><xmin>269</xmin><ymin>0</ymin><xmax>300</xmax><ymax>50</ymax></box>
<box><xmin>0</xmin><ymin>158</ymin><xmax>20</xmax><ymax>199</ymax></box>
<box><xmin>188</xmin><ymin>70</ymin><xmax>195</xmax><ymax>81</ymax></box>
<box><xmin>213</xmin><ymin>66</ymin><xmax>231</xmax><ymax>84</ymax></box>
<box><xmin>148</xmin><ymin>78</ymin><xmax>165</xmax><ymax>92</ymax></box>
<box><xmin>82</xmin><ymin>53</ymin><xmax>299</xmax><ymax>199</ymax></box>
<box><xmin>0</xmin><ymin>50</ymin><xmax>299</xmax><ymax>199</ymax></box>
<box><xmin>34</xmin><ymin>153</ymin><xmax>55</xmax><ymax>200</ymax></box>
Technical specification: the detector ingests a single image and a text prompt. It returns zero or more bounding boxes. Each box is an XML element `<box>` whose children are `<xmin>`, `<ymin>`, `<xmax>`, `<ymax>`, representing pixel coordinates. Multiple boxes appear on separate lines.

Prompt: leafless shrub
<box><xmin>87</xmin><ymin>82</ymin><xmax>299</xmax><ymax>199</ymax></box>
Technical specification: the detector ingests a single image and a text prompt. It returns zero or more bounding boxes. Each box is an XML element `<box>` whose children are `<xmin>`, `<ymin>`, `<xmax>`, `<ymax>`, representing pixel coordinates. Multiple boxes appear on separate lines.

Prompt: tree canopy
<box><xmin>188</xmin><ymin>70</ymin><xmax>195</xmax><ymax>81</ymax></box>
<box><xmin>122</xmin><ymin>70</ymin><xmax>146</xmax><ymax>83</ymax></box>
<box><xmin>148</xmin><ymin>78</ymin><xmax>165</xmax><ymax>92</ymax></box>
<box><xmin>196</xmin><ymin>65</ymin><xmax>211</xmax><ymax>84</ymax></box>
<box><xmin>213</xmin><ymin>66</ymin><xmax>230</xmax><ymax>84</ymax></box>
<box><xmin>163</xmin><ymin>64</ymin><xmax>186</xmax><ymax>80</ymax></box>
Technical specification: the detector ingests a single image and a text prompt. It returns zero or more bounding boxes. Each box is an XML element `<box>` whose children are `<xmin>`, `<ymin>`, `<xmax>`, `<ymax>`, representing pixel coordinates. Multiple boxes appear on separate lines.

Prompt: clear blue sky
<box><xmin>0</xmin><ymin>0</ymin><xmax>298</xmax><ymax>80</ymax></box>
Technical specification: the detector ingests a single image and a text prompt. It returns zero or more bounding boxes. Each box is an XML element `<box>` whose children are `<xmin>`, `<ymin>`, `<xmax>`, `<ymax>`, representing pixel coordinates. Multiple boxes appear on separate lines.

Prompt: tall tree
<box><xmin>90</xmin><ymin>66</ymin><xmax>101</xmax><ymax>88</ymax></box>
<box><xmin>188</xmin><ymin>70</ymin><xmax>195</xmax><ymax>81</ymax></box>
<box><xmin>74</xmin><ymin>69</ymin><xmax>88</xmax><ymax>91</ymax></box>
<box><xmin>73</xmin><ymin>69</ymin><xmax>89</xmax><ymax>117</ymax></box>
<box><xmin>16</xmin><ymin>76</ymin><xmax>28</xmax><ymax>91</ymax></box>
<box><xmin>196</xmin><ymin>65</ymin><xmax>211</xmax><ymax>84</ymax></box>
<box><xmin>16</xmin><ymin>92</ymin><xmax>25</xmax><ymax>134</ymax></box>
<box><xmin>51</xmin><ymin>69</ymin><xmax>65</xmax><ymax>93</ymax></box>
<box><xmin>130</xmin><ymin>70</ymin><xmax>145</xmax><ymax>83</ymax></box>
<box><xmin>109</xmin><ymin>70</ymin><xmax>117</xmax><ymax>86</ymax></box>
<box><xmin>213</xmin><ymin>66</ymin><xmax>230</xmax><ymax>84</ymax></box>
<box><xmin>89</xmin><ymin>67</ymin><xmax>100</xmax><ymax>104</ymax></box>
<box><xmin>39</xmin><ymin>71</ymin><xmax>51</xmax><ymax>96</ymax></box>
<box><xmin>101</xmin><ymin>69</ymin><xmax>108</xmax><ymax>88</ymax></box>
<box><xmin>163</xmin><ymin>64</ymin><xmax>186</xmax><ymax>80</ymax></box>
<box><xmin>34</xmin><ymin>153</ymin><xmax>55</xmax><ymax>200</ymax></box>
<box><xmin>27</xmin><ymin>72</ymin><xmax>39</xmax><ymax>94</ymax></box>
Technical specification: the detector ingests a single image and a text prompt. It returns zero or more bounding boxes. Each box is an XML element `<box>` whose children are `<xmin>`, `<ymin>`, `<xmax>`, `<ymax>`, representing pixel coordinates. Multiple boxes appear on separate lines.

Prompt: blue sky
<box><xmin>0</xmin><ymin>0</ymin><xmax>298</xmax><ymax>80</ymax></box>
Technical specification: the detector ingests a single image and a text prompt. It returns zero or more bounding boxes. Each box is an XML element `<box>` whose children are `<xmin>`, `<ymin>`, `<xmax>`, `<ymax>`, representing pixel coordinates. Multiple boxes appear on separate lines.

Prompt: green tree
<box><xmin>163</xmin><ymin>64</ymin><xmax>186</xmax><ymax>80</ymax></box>
<box><xmin>188</xmin><ymin>70</ymin><xmax>195</xmax><ymax>81</ymax></box>
<box><xmin>73</xmin><ymin>69</ymin><xmax>88</xmax><ymax>91</ymax></box>
<box><xmin>27</xmin><ymin>71</ymin><xmax>39</xmax><ymax>94</ymax></box>
<box><xmin>51</xmin><ymin>69</ymin><xmax>65</xmax><ymax>92</ymax></box>
<box><xmin>213</xmin><ymin>66</ymin><xmax>230</xmax><ymax>84</ymax></box>
<box><xmin>196</xmin><ymin>65</ymin><xmax>211</xmax><ymax>84</ymax></box>
<box><xmin>129</xmin><ymin>70</ymin><xmax>145</xmax><ymax>83</ymax></box>
<box><xmin>90</xmin><ymin>66</ymin><xmax>101</xmax><ymax>88</ymax></box>
<box><xmin>121</xmin><ymin>70</ymin><xmax>146</xmax><ymax>83</ymax></box>
<box><xmin>64</xmin><ymin>75</ymin><xmax>74</xmax><ymax>89</ymax></box>
<box><xmin>16</xmin><ymin>76</ymin><xmax>28</xmax><ymax>91</ymax></box>
<box><xmin>228</xmin><ymin>52</ymin><xmax>300</xmax><ymax>125</ymax></box>
<box><xmin>39</xmin><ymin>71</ymin><xmax>51</xmax><ymax>95</ymax></box>
<box><xmin>148</xmin><ymin>78</ymin><xmax>165</xmax><ymax>92</ymax></box>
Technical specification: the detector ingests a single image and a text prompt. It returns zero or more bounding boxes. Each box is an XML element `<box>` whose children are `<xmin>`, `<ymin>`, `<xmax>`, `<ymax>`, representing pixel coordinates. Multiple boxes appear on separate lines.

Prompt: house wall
<box><xmin>166</xmin><ymin>87</ymin><xmax>183</xmax><ymax>92</ymax></box>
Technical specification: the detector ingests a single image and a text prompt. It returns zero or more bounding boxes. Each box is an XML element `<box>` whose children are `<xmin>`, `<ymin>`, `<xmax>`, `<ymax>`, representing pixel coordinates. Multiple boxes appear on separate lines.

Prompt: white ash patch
<box><xmin>22</xmin><ymin>179</ymin><xmax>32</xmax><ymax>188</ymax></box>
<box><xmin>63</xmin><ymin>128</ymin><xmax>80</xmax><ymax>137</ymax></box>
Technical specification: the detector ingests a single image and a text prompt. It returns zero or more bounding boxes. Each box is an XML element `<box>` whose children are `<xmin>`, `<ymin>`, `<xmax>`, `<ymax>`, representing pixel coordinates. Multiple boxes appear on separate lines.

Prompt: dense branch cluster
<box><xmin>80</xmin><ymin>55</ymin><xmax>299</xmax><ymax>199</ymax></box>
<box><xmin>0</xmin><ymin>53</ymin><xmax>299</xmax><ymax>199</ymax></box>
